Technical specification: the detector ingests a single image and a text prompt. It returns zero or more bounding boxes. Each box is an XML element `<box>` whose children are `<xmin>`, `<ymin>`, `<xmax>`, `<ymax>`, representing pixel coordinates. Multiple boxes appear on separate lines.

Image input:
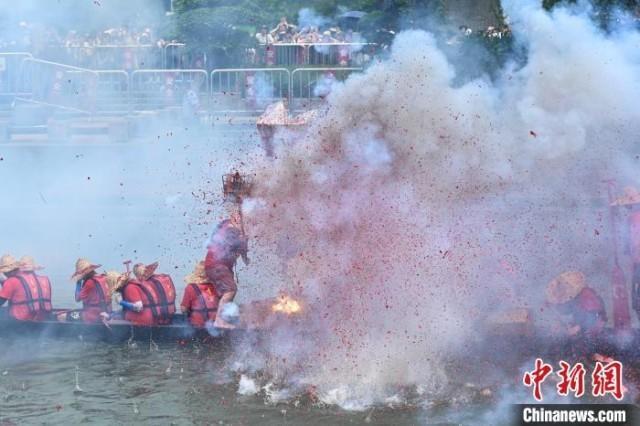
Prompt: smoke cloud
<box><xmin>236</xmin><ymin>0</ymin><xmax>640</xmax><ymax>410</ymax></box>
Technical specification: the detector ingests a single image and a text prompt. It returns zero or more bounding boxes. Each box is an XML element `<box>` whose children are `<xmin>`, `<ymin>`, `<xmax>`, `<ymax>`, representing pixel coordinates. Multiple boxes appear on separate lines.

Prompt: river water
<box><xmin>0</xmin><ymin>335</ymin><xmax>505</xmax><ymax>425</ymax></box>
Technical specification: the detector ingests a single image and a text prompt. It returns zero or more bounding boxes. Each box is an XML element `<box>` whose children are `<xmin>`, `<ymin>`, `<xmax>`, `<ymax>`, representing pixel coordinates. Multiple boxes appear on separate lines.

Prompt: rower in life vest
<box><xmin>71</xmin><ymin>258</ymin><xmax>112</xmax><ymax>323</ymax></box>
<box><xmin>205</xmin><ymin>212</ymin><xmax>248</xmax><ymax>329</ymax></box>
<box><xmin>181</xmin><ymin>261</ymin><xmax>220</xmax><ymax>328</ymax></box>
<box><xmin>611</xmin><ymin>186</ymin><xmax>640</xmax><ymax>318</ymax></box>
<box><xmin>0</xmin><ymin>254</ymin><xmax>52</xmax><ymax>321</ymax></box>
<box><xmin>546</xmin><ymin>271</ymin><xmax>607</xmax><ymax>338</ymax></box>
<box><xmin>115</xmin><ymin>262</ymin><xmax>176</xmax><ymax>326</ymax></box>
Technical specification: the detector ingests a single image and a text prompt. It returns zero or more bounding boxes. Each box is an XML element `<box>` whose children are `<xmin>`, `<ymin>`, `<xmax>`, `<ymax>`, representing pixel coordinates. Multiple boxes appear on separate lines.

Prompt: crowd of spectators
<box><xmin>446</xmin><ymin>23</ymin><xmax>512</xmax><ymax>45</ymax></box>
<box><xmin>0</xmin><ymin>22</ymin><xmax>175</xmax><ymax>51</ymax></box>
<box><xmin>0</xmin><ymin>18</ymin><xmax>367</xmax><ymax>70</ymax></box>
<box><xmin>251</xmin><ymin>16</ymin><xmax>371</xmax><ymax>66</ymax></box>
<box><xmin>457</xmin><ymin>24</ymin><xmax>511</xmax><ymax>39</ymax></box>
<box><xmin>255</xmin><ymin>16</ymin><xmax>362</xmax><ymax>45</ymax></box>
<box><xmin>0</xmin><ymin>22</ymin><xmax>186</xmax><ymax>69</ymax></box>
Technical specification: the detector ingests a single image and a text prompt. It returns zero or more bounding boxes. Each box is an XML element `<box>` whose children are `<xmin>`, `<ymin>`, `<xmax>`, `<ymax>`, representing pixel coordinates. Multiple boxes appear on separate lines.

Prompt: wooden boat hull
<box><xmin>0</xmin><ymin>309</ymin><xmax>249</xmax><ymax>344</ymax></box>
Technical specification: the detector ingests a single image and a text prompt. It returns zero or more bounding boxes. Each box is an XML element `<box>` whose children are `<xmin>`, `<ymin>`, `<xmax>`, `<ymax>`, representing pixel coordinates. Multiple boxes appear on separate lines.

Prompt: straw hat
<box><xmin>18</xmin><ymin>256</ymin><xmax>44</xmax><ymax>272</ymax></box>
<box><xmin>71</xmin><ymin>258</ymin><xmax>101</xmax><ymax>282</ymax></box>
<box><xmin>611</xmin><ymin>186</ymin><xmax>640</xmax><ymax>206</ymax></box>
<box><xmin>133</xmin><ymin>262</ymin><xmax>158</xmax><ymax>281</ymax></box>
<box><xmin>105</xmin><ymin>270</ymin><xmax>128</xmax><ymax>294</ymax></box>
<box><xmin>184</xmin><ymin>261</ymin><xmax>209</xmax><ymax>284</ymax></box>
<box><xmin>0</xmin><ymin>254</ymin><xmax>20</xmax><ymax>274</ymax></box>
<box><xmin>546</xmin><ymin>271</ymin><xmax>586</xmax><ymax>305</ymax></box>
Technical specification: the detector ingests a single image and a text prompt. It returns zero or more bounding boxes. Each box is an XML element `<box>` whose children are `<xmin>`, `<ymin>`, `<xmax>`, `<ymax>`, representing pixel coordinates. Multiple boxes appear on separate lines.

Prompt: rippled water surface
<box><xmin>0</xmin><ymin>336</ymin><xmax>483</xmax><ymax>425</ymax></box>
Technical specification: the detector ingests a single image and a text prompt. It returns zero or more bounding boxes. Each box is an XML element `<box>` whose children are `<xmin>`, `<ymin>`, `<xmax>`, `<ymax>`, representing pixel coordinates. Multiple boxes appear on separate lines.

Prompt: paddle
<box><xmin>604</xmin><ymin>179</ymin><xmax>632</xmax><ymax>331</ymax></box>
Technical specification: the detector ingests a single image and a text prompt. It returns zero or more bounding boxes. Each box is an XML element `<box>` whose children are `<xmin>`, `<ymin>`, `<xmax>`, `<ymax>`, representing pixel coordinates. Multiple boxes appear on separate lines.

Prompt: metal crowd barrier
<box><xmin>253</xmin><ymin>43</ymin><xmax>372</xmax><ymax>67</ymax></box>
<box><xmin>57</xmin><ymin>45</ymin><xmax>162</xmax><ymax>71</ymax></box>
<box><xmin>290</xmin><ymin>67</ymin><xmax>361</xmax><ymax>111</ymax></box>
<box><xmin>162</xmin><ymin>43</ymin><xmax>185</xmax><ymax>69</ymax></box>
<box><xmin>95</xmin><ymin>70</ymin><xmax>130</xmax><ymax>114</ymax></box>
<box><xmin>19</xmin><ymin>58</ymin><xmax>99</xmax><ymax>113</ymax></box>
<box><xmin>130</xmin><ymin>69</ymin><xmax>208</xmax><ymax>111</ymax></box>
<box><xmin>7</xmin><ymin>56</ymin><xmax>366</xmax><ymax>117</ymax></box>
<box><xmin>162</xmin><ymin>43</ymin><xmax>207</xmax><ymax>70</ymax></box>
<box><xmin>0</xmin><ymin>52</ymin><xmax>33</xmax><ymax>97</ymax></box>
<box><xmin>308</xmin><ymin>43</ymin><xmax>373</xmax><ymax>66</ymax></box>
<box><xmin>210</xmin><ymin>68</ymin><xmax>290</xmax><ymax>113</ymax></box>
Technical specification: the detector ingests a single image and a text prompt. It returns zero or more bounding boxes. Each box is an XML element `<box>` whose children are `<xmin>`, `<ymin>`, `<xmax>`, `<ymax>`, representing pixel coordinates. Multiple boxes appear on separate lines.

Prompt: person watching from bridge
<box><xmin>0</xmin><ymin>254</ymin><xmax>52</xmax><ymax>321</ymax></box>
<box><xmin>205</xmin><ymin>212</ymin><xmax>248</xmax><ymax>329</ymax></box>
<box><xmin>255</xmin><ymin>25</ymin><xmax>274</xmax><ymax>45</ymax></box>
<box><xmin>271</xmin><ymin>16</ymin><xmax>296</xmax><ymax>42</ymax></box>
<box><xmin>71</xmin><ymin>258</ymin><xmax>113</xmax><ymax>323</ymax></box>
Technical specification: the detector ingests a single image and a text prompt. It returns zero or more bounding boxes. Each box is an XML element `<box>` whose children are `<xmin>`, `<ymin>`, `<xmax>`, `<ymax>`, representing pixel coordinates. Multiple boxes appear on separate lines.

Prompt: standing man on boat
<box><xmin>71</xmin><ymin>258</ymin><xmax>113</xmax><ymax>323</ymax></box>
<box><xmin>181</xmin><ymin>261</ymin><xmax>219</xmax><ymax>328</ymax></box>
<box><xmin>0</xmin><ymin>254</ymin><xmax>52</xmax><ymax>321</ymax></box>
<box><xmin>205</xmin><ymin>212</ymin><xmax>248</xmax><ymax>329</ymax></box>
<box><xmin>207</xmin><ymin>172</ymin><xmax>252</xmax><ymax>329</ymax></box>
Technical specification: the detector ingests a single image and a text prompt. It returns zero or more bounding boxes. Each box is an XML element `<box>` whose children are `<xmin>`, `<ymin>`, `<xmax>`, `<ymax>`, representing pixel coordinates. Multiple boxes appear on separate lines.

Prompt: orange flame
<box><xmin>272</xmin><ymin>295</ymin><xmax>302</xmax><ymax>315</ymax></box>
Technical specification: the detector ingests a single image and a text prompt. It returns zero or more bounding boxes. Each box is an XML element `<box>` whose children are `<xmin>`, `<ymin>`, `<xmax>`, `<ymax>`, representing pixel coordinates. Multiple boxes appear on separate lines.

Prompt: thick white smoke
<box><xmin>236</xmin><ymin>1</ymin><xmax>640</xmax><ymax>410</ymax></box>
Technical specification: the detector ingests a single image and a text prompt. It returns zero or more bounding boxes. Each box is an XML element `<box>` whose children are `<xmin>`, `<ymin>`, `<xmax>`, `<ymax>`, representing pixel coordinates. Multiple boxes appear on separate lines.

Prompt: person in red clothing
<box><xmin>546</xmin><ymin>271</ymin><xmax>607</xmax><ymax>338</ymax></box>
<box><xmin>611</xmin><ymin>187</ymin><xmax>640</xmax><ymax>318</ymax></box>
<box><xmin>112</xmin><ymin>262</ymin><xmax>176</xmax><ymax>326</ymax></box>
<box><xmin>122</xmin><ymin>284</ymin><xmax>152</xmax><ymax>326</ymax></box>
<box><xmin>17</xmin><ymin>256</ymin><xmax>53</xmax><ymax>321</ymax></box>
<box><xmin>0</xmin><ymin>254</ymin><xmax>52</xmax><ymax>321</ymax></box>
<box><xmin>181</xmin><ymin>261</ymin><xmax>219</xmax><ymax>328</ymax></box>
<box><xmin>71</xmin><ymin>258</ymin><xmax>113</xmax><ymax>323</ymax></box>
<box><xmin>111</xmin><ymin>272</ymin><xmax>148</xmax><ymax>325</ymax></box>
<box><xmin>205</xmin><ymin>213</ymin><xmax>248</xmax><ymax>329</ymax></box>
<box><xmin>132</xmin><ymin>262</ymin><xmax>176</xmax><ymax>325</ymax></box>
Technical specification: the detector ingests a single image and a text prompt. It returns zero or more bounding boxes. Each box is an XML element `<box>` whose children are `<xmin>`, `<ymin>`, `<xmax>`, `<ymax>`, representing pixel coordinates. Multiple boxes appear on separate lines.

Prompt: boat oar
<box><xmin>123</xmin><ymin>260</ymin><xmax>132</xmax><ymax>275</ymax></box>
<box><xmin>604</xmin><ymin>179</ymin><xmax>632</xmax><ymax>333</ymax></box>
<box><xmin>100</xmin><ymin>312</ymin><xmax>112</xmax><ymax>331</ymax></box>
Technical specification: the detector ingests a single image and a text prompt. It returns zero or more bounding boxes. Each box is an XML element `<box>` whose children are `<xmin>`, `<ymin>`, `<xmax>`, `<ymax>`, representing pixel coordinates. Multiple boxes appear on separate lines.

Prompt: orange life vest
<box><xmin>13</xmin><ymin>271</ymin><xmax>52</xmax><ymax>314</ymax></box>
<box><xmin>83</xmin><ymin>275</ymin><xmax>112</xmax><ymax>313</ymax></box>
<box><xmin>186</xmin><ymin>283</ymin><xmax>219</xmax><ymax>327</ymax></box>
<box><xmin>125</xmin><ymin>274</ymin><xmax>176</xmax><ymax>324</ymax></box>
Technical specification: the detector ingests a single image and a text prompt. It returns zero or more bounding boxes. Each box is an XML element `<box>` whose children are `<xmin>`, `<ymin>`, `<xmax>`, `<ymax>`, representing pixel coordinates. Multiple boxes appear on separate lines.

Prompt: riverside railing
<box><xmin>11</xmin><ymin>57</ymin><xmax>364</xmax><ymax>115</ymax></box>
<box><xmin>210</xmin><ymin>68</ymin><xmax>290</xmax><ymax>114</ymax></box>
